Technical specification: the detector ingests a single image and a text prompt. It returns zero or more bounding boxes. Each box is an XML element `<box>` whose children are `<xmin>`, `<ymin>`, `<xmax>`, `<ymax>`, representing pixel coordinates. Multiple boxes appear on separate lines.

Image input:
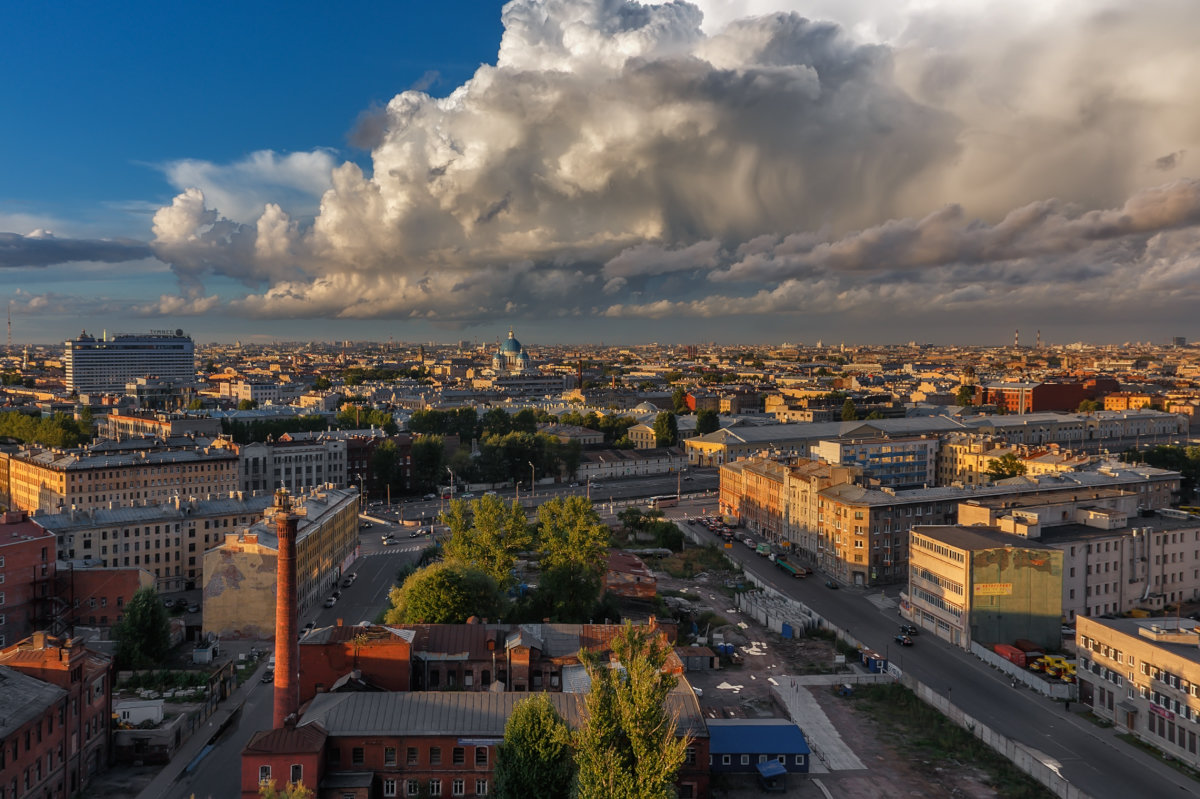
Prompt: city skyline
<box><xmin>3</xmin><ymin>0</ymin><xmax>1198</xmax><ymax>346</ymax></box>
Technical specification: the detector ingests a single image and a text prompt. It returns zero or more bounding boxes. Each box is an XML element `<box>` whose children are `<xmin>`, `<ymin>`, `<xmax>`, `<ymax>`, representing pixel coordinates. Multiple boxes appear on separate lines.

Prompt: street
<box><xmin>677</xmin><ymin>509</ymin><xmax>1197</xmax><ymax>799</ymax></box>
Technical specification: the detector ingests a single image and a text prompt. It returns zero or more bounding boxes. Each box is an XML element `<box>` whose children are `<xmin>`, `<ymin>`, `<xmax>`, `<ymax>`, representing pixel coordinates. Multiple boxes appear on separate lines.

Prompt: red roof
<box><xmin>243</xmin><ymin>722</ymin><xmax>327</xmax><ymax>754</ymax></box>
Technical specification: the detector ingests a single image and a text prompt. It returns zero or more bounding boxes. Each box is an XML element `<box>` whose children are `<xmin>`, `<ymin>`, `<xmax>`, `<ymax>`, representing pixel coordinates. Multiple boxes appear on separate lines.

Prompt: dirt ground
<box><xmin>655</xmin><ymin>569</ymin><xmax>1004</xmax><ymax>799</ymax></box>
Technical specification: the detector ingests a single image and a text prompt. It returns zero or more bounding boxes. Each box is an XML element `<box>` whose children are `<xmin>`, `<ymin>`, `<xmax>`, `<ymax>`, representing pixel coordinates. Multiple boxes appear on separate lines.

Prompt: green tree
<box><xmin>237</xmin><ymin>399</ymin><xmax>258</xmax><ymax>410</ymax></box>
<box><xmin>840</xmin><ymin>398</ymin><xmax>859</xmax><ymax>421</ymax></box>
<box><xmin>410</xmin><ymin>435</ymin><xmax>446</xmax><ymax>492</ymax></box>
<box><xmin>384</xmin><ymin>562</ymin><xmax>506</xmax><ymax>624</ymax></box>
<box><xmin>574</xmin><ymin>624</ymin><xmax>690</xmax><ymax>799</ymax></box>
<box><xmin>113</xmin><ymin>587</ymin><xmax>171</xmax><ymax>669</ymax></box>
<box><xmin>955</xmin><ymin>385</ymin><xmax>975</xmax><ymax>406</ymax></box>
<box><xmin>694</xmin><ymin>409</ymin><xmax>719</xmax><ymax>435</ymax></box>
<box><xmin>482</xmin><ymin>407</ymin><xmax>513</xmax><ymax>436</ymax></box>
<box><xmin>1077</xmin><ymin>398</ymin><xmax>1102</xmax><ymax>413</ymax></box>
<box><xmin>186</xmin><ymin>398</ymin><xmax>204</xmax><ymax>411</ymax></box>
<box><xmin>259</xmin><ymin>779</ymin><xmax>314</xmax><ymax>799</ymax></box>
<box><xmin>441</xmin><ymin>496</ymin><xmax>533</xmax><ymax>588</ymax></box>
<box><xmin>494</xmin><ymin>694</ymin><xmax>575</xmax><ymax>799</ymax></box>
<box><xmin>985</xmin><ymin>452</ymin><xmax>1028</xmax><ymax>481</ymax></box>
<box><xmin>652</xmin><ymin>411</ymin><xmax>678</xmax><ymax>448</ymax></box>
<box><xmin>536</xmin><ymin>496</ymin><xmax>609</xmax><ymax>576</ymax></box>
<box><xmin>312</xmin><ymin>375</ymin><xmax>332</xmax><ymax>391</ymax></box>
<box><xmin>671</xmin><ymin>387</ymin><xmax>689</xmax><ymax>415</ymax></box>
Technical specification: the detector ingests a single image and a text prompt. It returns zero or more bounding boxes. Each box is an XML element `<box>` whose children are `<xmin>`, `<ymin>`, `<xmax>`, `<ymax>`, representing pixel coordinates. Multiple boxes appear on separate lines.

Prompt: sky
<box><xmin>3</xmin><ymin>0</ymin><xmax>1199</xmax><ymax>347</ymax></box>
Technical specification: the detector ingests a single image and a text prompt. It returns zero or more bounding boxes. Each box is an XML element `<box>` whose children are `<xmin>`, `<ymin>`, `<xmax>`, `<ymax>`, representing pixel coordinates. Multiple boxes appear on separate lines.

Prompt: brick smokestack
<box><xmin>272</xmin><ymin>489</ymin><xmax>300</xmax><ymax>728</ymax></box>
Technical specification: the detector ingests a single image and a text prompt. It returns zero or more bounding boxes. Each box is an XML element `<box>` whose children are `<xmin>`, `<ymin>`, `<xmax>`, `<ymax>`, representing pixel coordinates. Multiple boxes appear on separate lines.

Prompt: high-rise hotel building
<box><xmin>64</xmin><ymin>329</ymin><xmax>196</xmax><ymax>394</ymax></box>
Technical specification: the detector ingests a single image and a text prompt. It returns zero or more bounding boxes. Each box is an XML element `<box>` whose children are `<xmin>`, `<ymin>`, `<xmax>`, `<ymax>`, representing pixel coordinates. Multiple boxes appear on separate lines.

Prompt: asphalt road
<box><xmin>679</xmin><ymin>512</ymin><xmax>1197</xmax><ymax>799</ymax></box>
<box><xmin>170</xmin><ymin>541</ymin><xmax>423</xmax><ymax>799</ymax></box>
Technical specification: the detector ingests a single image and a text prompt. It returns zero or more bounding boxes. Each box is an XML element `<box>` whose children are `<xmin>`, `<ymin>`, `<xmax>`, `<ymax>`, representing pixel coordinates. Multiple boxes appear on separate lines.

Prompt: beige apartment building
<box><xmin>937</xmin><ymin>434</ymin><xmax>1094</xmax><ymax>486</ymax></box>
<box><xmin>907</xmin><ymin>525</ymin><xmax>1063</xmax><ymax>650</ymax></box>
<box><xmin>203</xmin><ymin>486</ymin><xmax>358</xmax><ymax>638</ymax></box>
<box><xmin>1076</xmin><ymin>616</ymin><xmax>1200</xmax><ymax>768</ymax></box>
<box><xmin>2</xmin><ymin>442</ymin><xmax>239</xmax><ymax>514</ymax></box>
<box><xmin>957</xmin><ymin>495</ymin><xmax>1200</xmax><ymax>621</ymax></box>
<box><xmin>37</xmin><ymin>491</ymin><xmax>276</xmax><ymax>591</ymax></box>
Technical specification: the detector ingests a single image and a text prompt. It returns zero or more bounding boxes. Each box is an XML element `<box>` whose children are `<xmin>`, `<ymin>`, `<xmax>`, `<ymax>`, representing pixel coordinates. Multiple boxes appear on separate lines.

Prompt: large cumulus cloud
<box><xmin>147</xmin><ymin>0</ymin><xmax>1200</xmax><ymax>329</ymax></box>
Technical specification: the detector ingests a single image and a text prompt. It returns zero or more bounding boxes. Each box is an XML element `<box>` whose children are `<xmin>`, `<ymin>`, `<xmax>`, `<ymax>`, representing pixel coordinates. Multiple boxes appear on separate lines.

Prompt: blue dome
<box><xmin>500</xmin><ymin>328</ymin><xmax>522</xmax><ymax>353</ymax></box>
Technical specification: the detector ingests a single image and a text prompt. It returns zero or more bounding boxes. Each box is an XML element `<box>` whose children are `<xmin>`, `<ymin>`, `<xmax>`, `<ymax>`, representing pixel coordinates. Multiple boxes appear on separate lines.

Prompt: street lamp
<box><xmin>446</xmin><ymin>467</ymin><xmax>455</xmax><ymax>501</ymax></box>
<box><xmin>528</xmin><ymin>461</ymin><xmax>535</xmax><ymax>499</ymax></box>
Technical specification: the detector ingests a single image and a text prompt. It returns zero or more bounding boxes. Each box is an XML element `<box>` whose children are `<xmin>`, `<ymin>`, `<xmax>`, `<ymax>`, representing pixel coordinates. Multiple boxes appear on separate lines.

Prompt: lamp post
<box><xmin>356</xmin><ymin>473</ymin><xmax>365</xmax><ymax>511</ymax></box>
<box><xmin>528</xmin><ymin>461</ymin><xmax>535</xmax><ymax>499</ymax></box>
<box><xmin>446</xmin><ymin>467</ymin><xmax>455</xmax><ymax>501</ymax></box>
<box><xmin>515</xmin><ymin>481</ymin><xmax>522</xmax><ymax>505</ymax></box>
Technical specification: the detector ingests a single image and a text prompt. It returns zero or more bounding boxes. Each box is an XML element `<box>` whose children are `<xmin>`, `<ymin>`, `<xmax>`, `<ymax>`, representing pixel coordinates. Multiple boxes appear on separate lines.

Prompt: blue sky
<box><xmin>3</xmin><ymin>1</ymin><xmax>1198</xmax><ymax>347</ymax></box>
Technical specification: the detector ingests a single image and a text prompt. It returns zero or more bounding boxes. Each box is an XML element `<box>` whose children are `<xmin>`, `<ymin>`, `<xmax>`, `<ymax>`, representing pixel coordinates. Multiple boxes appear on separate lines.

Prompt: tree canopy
<box><xmin>694</xmin><ymin>409</ymin><xmax>719</xmax><ymax>435</ymax></box>
<box><xmin>494</xmin><ymin>694</ymin><xmax>575</xmax><ymax>799</ymax></box>
<box><xmin>259</xmin><ymin>780</ymin><xmax>314</xmax><ymax>799</ymax></box>
<box><xmin>574</xmin><ymin>624</ymin><xmax>690</xmax><ymax>799</ymax></box>
<box><xmin>113</xmin><ymin>587</ymin><xmax>171</xmax><ymax>669</ymax></box>
<box><xmin>441</xmin><ymin>496</ymin><xmax>533</xmax><ymax>588</ymax></box>
<box><xmin>383</xmin><ymin>562</ymin><xmax>506</xmax><ymax>624</ymax></box>
<box><xmin>955</xmin><ymin>385</ymin><xmax>975</xmax><ymax>406</ymax></box>
<box><xmin>840</xmin><ymin>398</ymin><xmax>859</xmax><ymax>421</ymax></box>
<box><xmin>652</xmin><ymin>411</ymin><xmax>678</xmax><ymax>448</ymax></box>
<box><xmin>985</xmin><ymin>452</ymin><xmax>1028</xmax><ymax>481</ymax></box>
<box><xmin>0</xmin><ymin>410</ymin><xmax>91</xmax><ymax>448</ymax></box>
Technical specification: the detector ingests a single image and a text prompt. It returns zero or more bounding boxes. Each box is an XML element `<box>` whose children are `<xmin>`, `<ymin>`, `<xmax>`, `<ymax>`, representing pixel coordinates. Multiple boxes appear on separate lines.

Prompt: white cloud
<box><xmin>142</xmin><ymin>0</ymin><xmax>1200</xmax><ymax>332</ymax></box>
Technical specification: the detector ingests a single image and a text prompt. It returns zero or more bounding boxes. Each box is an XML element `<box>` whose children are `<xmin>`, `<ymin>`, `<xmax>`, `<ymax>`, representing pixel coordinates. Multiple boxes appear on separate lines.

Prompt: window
<box><xmin>406</xmin><ymin>780</ymin><xmax>420</xmax><ymax>796</ymax></box>
<box><xmin>352</xmin><ymin>747</ymin><xmax>364</xmax><ymax>765</ymax></box>
<box><xmin>430</xmin><ymin>747</ymin><xmax>441</xmax><ymax>765</ymax></box>
<box><xmin>758</xmin><ymin>754</ymin><xmax>768</xmax><ymax>763</ymax></box>
<box><xmin>452</xmin><ymin>778</ymin><xmax>464</xmax><ymax>796</ymax></box>
<box><xmin>722</xmin><ymin>755</ymin><xmax>731</xmax><ymax>765</ymax></box>
<box><xmin>383</xmin><ymin>778</ymin><xmax>397</xmax><ymax>797</ymax></box>
<box><xmin>429</xmin><ymin>779</ymin><xmax>442</xmax><ymax>797</ymax></box>
<box><xmin>385</xmin><ymin>746</ymin><xmax>397</xmax><ymax>765</ymax></box>
<box><xmin>290</xmin><ymin>765</ymin><xmax>302</xmax><ymax>784</ymax></box>
<box><xmin>684</xmin><ymin>747</ymin><xmax>696</xmax><ymax>765</ymax></box>
<box><xmin>476</xmin><ymin>779</ymin><xmax>488</xmax><ymax>795</ymax></box>
<box><xmin>258</xmin><ymin>766</ymin><xmax>271</xmax><ymax>783</ymax></box>
<box><xmin>795</xmin><ymin>755</ymin><xmax>805</xmax><ymax>765</ymax></box>
<box><xmin>741</xmin><ymin>754</ymin><xmax>750</xmax><ymax>765</ymax></box>
<box><xmin>452</xmin><ymin>747</ymin><xmax>465</xmax><ymax>765</ymax></box>
<box><xmin>475</xmin><ymin>747</ymin><xmax>488</xmax><ymax>766</ymax></box>
<box><xmin>407</xmin><ymin>747</ymin><xmax>418</xmax><ymax>766</ymax></box>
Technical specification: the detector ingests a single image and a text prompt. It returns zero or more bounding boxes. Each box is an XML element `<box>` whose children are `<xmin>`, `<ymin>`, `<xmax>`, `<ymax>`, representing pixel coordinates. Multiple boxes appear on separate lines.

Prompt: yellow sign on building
<box><xmin>974</xmin><ymin>582</ymin><xmax>1013</xmax><ymax>596</ymax></box>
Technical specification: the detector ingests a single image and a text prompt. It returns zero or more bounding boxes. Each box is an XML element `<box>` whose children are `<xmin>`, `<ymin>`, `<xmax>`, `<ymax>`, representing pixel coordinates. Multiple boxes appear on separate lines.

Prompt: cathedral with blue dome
<box><xmin>492</xmin><ymin>328</ymin><xmax>532</xmax><ymax>373</ymax></box>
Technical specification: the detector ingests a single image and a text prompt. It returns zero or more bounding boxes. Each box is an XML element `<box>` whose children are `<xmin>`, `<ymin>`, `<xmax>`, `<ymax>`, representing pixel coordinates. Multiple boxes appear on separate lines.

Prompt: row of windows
<box><xmin>331</xmin><ymin>744</ymin><xmax>489</xmax><ymax>768</ymax></box>
<box><xmin>912</xmin><ymin>566</ymin><xmax>964</xmax><ymax>596</ymax></box>
<box><xmin>911</xmin><ymin>536</ymin><xmax>965</xmax><ymax>564</ymax></box>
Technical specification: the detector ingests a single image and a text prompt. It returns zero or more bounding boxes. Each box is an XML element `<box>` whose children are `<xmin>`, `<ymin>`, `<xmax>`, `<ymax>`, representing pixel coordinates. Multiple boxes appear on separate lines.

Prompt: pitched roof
<box><xmin>243</xmin><ymin>721</ymin><xmax>328</xmax><ymax>754</ymax></box>
<box><xmin>0</xmin><ymin>666</ymin><xmax>67</xmax><ymax>739</ymax></box>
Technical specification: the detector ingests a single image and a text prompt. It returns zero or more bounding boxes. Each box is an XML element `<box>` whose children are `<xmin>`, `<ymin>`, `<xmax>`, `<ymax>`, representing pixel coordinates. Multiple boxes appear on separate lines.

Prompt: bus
<box><xmin>649</xmin><ymin>495</ymin><xmax>679</xmax><ymax>510</ymax></box>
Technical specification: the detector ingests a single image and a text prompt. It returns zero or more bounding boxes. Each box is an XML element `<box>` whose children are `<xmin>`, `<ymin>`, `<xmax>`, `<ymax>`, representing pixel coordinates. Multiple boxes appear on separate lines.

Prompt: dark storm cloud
<box><xmin>0</xmin><ymin>231</ymin><xmax>152</xmax><ymax>268</ymax></box>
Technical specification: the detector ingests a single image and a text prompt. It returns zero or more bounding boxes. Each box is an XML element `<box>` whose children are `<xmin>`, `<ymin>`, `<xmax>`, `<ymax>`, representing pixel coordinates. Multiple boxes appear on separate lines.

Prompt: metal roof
<box><xmin>707</xmin><ymin>719</ymin><xmax>809</xmax><ymax>755</ymax></box>
<box><xmin>0</xmin><ymin>665</ymin><xmax>68</xmax><ymax>739</ymax></box>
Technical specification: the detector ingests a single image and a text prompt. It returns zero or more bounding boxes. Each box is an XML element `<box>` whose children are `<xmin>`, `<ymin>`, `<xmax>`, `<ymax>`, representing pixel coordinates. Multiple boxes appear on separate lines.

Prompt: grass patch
<box><xmin>847</xmin><ymin>683</ymin><xmax>1055</xmax><ymax>799</ymax></box>
<box><xmin>660</xmin><ymin>544</ymin><xmax>734</xmax><ymax>578</ymax></box>
<box><xmin>1117</xmin><ymin>733</ymin><xmax>1200</xmax><ymax>783</ymax></box>
<box><xmin>1081</xmin><ymin>712</ymin><xmax>1113</xmax><ymax>729</ymax></box>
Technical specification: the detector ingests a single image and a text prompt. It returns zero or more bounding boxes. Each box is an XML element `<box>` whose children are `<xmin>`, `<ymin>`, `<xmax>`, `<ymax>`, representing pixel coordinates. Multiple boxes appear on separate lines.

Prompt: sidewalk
<box><xmin>133</xmin><ymin>660</ymin><xmax>266</xmax><ymax>799</ymax></box>
<box><xmin>772</xmin><ymin>677</ymin><xmax>866</xmax><ymax>772</ymax></box>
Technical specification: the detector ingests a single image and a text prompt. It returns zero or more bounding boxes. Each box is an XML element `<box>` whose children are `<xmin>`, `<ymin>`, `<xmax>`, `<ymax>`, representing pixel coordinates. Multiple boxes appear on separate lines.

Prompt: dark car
<box><xmin>261</xmin><ymin>669</ymin><xmax>274</xmax><ymax>684</ymax></box>
<box><xmin>900</xmin><ymin>624</ymin><xmax>919</xmax><ymax>636</ymax></box>
<box><xmin>894</xmin><ymin>634</ymin><xmax>914</xmax><ymax>646</ymax></box>
<box><xmin>186</xmin><ymin>603</ymin><xmax>200</xmax><ymax>613</ymax></box>
<box><xmin>409</xmin><ymin>529</ymin><xmax>423</xmax><ymax>537</ymax></box>
<box><xmin>824</xmin><ymin>580</ymin><xmax>838</xmax><ymax>589</ymax></box>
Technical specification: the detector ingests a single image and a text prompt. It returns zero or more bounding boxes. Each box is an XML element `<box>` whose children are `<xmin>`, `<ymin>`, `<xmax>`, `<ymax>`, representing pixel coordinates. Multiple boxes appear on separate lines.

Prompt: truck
<box><xmin>775</xmin><ymin>558</ymin><xmax>807</xmax><ymax>578</ymax></box>
<box><xmin>755</xmin><ymin>543</ymin><xmax>771</xmax><ymax>557</ymax></box>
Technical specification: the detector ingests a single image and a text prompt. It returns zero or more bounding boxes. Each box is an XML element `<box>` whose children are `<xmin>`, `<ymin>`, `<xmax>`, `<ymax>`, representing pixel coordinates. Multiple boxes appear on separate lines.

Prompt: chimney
<box><xmin>272</xmin><ymin>489</ymin><xmax>300</xmax><ymax>729</ymax></box>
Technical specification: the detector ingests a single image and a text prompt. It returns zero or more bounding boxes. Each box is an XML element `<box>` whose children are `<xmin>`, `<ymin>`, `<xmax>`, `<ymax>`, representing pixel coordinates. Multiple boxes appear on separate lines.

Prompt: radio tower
<box><xmin>1014</xmin><ymin>329</ymin><xmax>1019</xmax><ymax>349</ymax></box>
<box><xmin>1036</xmin><ymin>330</ymin><xmax>1041</xmax><ymax>350</ymax></box>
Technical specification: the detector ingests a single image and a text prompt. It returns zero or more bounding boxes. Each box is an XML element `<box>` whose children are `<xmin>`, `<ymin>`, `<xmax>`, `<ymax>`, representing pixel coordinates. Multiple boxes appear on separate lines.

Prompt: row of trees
<box><xmin>496</xmin><ymin>625</ymin><xmax>688</xmax><ymax>799</ymax></box>
<box><xmin>407</xmin><ymin>431</ymin><xmax>584</xmax><ymax>493</ymax></box>
<box><xmin>410</xmin><ymin>406</ymin><xmax>640</xmax><ymax>447</ymax></box>
<box><xmin>384</xmin><ymin>495</ymin><xmax>613</xmax><ymax>624</ymax></box>
<box><xmin>0</xmin><ymin>409</ymin><xmax>93</xmax><ymax>448</ymax></box>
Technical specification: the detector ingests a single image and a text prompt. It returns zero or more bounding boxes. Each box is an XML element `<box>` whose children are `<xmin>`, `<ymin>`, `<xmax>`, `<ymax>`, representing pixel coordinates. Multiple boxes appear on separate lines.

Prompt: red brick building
<box><xmin>300</xmin><ymin>623</ymin><xmax>413</xmax><ymax>702</ymax></box>
<box><xmin>63</xmin><ymin>566</ymin><xmax>156</xmax><ymax>630</ymax></box>
<box><xmin>0</xmin><ymin>633</ymin><xmax>113</xmax><ymax>795</ymax></box>
<box><xmin>978</xmin><ymin>378</ymin><xmax>1119</xmax><ymax>413</ymax></box>
<box><xmin>242</xmin><ymin>690</ymin><xmax>710</xmax><ymax>799</ymax></box>
<box><xmin>604</xmin><ymin>552</ymin><xmax>657</xmax><ymax>600</ymax></box>
<box><xmin>0</xmin><ymin>664</ymin><xmax>69</xmax><ymax>799</ymax></box>
<box><xmin>0</xmin><ymin>510</ymin><xmax>55</xmax><ymax>647</ymax></box>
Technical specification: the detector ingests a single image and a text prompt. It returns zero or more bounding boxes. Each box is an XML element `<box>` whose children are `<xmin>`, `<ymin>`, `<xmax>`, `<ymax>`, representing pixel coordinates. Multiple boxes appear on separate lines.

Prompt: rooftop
<box><xmin>0</xmin><ymin>665</ymin><xmax>68</xmax><ymax>739</ymax></box>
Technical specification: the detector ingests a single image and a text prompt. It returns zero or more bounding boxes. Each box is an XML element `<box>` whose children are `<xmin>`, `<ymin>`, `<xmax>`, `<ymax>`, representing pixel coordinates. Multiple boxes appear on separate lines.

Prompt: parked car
<box><xmin>162</xmin><ymin>598</ymin><xmax>176</xmax><ymax>609</ymax></box>
<box><xmin>342</xmin><ymin>577</ymin><xmax>354</xmax><ymax>588</ymax></box>
<box><xmin>900</xmin><ymin>624</ymin><xmax>919</xmax><ymax>636</ymax></box>
<box><xmin>894</xmin><ymin>634</ymin><xmax>914</xmax><ymax>646</ymax></box>
<box><xmin>461</xmin><ymin>493</ymin><xmax>476</xmax><ymax>499</ymax></box>
<box><xmin>409</xmin><ymin>529</ymin><xmax>423</xmax><ymax>537</ymax></box>
<box><xmin>424</xmin><ymin>493</ymin><xmax>437</xmax><ymax>501</ymax></box>
<box><xmin>186</xmin><ymin>603</ymin><xmax>200</xmax><ymax>613</ymax></box>
<box><xmin>824</xmin><ymin>580</ymin><xmax>839</xmax><ymax>590</ymax></box>
<box><xmin>324</xmin><ymin>597</ymin><xmax>337</xmax><ymax>608</ymax></box>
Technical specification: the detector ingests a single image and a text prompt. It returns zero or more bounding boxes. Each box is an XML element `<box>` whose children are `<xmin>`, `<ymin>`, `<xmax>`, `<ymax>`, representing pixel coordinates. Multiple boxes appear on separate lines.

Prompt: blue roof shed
<box><xmin>707</xmin><ymin>719</ymin><xmax>810</xmax><ymax>774</ymax></box>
